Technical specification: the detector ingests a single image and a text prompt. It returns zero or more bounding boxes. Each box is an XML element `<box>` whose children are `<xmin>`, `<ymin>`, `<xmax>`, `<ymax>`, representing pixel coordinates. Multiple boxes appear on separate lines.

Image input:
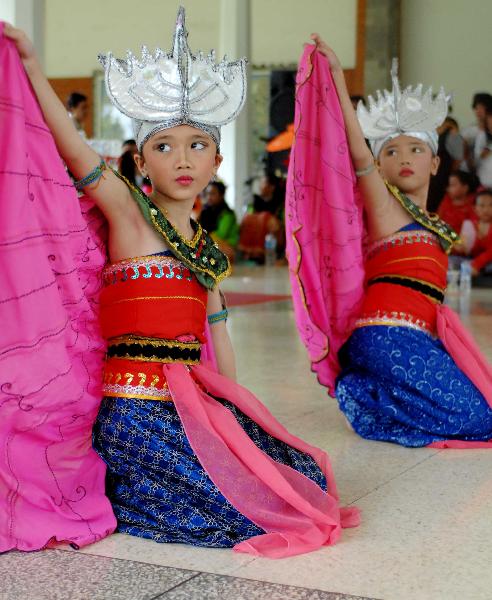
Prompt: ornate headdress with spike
<box><xmin>98</xmin><ymin>6</ymin><xmax>247</xmax><ymax>151</ymax></box>
<box><xmin>357</xmin><ymin>59</ymin><xmax>450</xmax><ymax>158</ymax></box>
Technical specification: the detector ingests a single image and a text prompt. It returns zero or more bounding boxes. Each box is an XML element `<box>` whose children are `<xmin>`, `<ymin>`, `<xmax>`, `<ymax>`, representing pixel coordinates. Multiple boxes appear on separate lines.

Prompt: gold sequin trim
<box><xmin>109</xmin><ymin>353</ymin><xmax>200</xmax><ymax>365</ymax></box>
<box><xmin>108</xmin><ymin>335</ymin><xmax>200</xmax><ymax>351</ymax></box>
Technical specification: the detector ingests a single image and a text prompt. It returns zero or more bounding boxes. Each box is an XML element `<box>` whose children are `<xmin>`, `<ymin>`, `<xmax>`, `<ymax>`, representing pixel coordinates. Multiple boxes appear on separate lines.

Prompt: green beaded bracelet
<box><xmin>207</xmin><ymin>308</ymin><xmax>228</xmax><ymax>325</ymax></box>
<box><xmin>74</xmin><ymin>160</ymin><xmax>107</xmax><ymax>190</ymax></box>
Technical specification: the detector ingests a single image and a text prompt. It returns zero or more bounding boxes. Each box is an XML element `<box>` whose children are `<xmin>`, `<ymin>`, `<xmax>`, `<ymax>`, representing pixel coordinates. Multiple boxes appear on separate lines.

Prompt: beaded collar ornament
<box><xmin>385</xmin><ymin>181</ymin><xmax>459</xmax><ymax>253</ymax></box>
<box><xmin>112</xmin><ymin>170</ymin><xmax>231</xmax><ymax>290</ymax></box>
<box><xmin>357</xmin><ymin>59</ymin><xmax>450</xmax><ymax>158</ymax></box>
<box><xmin>98</xmin><ymin>6</ymin><xmax>247</xmax><ymax>152</ymax></box>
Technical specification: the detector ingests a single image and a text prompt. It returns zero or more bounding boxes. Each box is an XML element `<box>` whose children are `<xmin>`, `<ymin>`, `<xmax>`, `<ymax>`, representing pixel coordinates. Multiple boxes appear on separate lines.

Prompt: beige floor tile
<box><xmin>230</xmin><ymin>450</ymin><xmax>492</xmax><ymax>600</ymax></box>
<box><xmin>75</xmin><ymin>533</ymin><xmax>256</xmax><ymax>575</ymax></box>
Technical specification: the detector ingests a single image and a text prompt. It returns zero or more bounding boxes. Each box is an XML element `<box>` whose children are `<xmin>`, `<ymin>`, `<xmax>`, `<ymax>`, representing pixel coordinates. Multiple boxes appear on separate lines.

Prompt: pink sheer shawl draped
<box><xmin>165</xmin><ymin>363</ymin><xmax>360</xmax><ymax>558</ymax></box>
<box><xmin>0</xmin><ymin>26</ymin><xmax>116</xmax><ymax>551</ymax></box>
<box><xmin>285</xmin><ymin>47</ymin><xmax>365</xmax><ymax>396</ymax></box>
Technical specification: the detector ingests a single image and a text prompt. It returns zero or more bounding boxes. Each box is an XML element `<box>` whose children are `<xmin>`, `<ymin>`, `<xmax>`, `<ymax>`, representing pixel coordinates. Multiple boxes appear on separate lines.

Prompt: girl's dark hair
<box><xmin>449</xmin><ymin>170</ymin><xmax>478</xmax><ymax>192</ymax></box>
<box><xmin>209</xmin><ymin>181</ymin><xmax>226</xmax><ymax>197</ymax></box>
<box><xmin>119</xmin><ymin>151</ymin><xmax>136</xmax><ymax>185</ymax></box>
<box><xmin>67</xmin><ymin>92</ymin><xmax>87</xmax><ymax>109</ymax></box>
<box><xmin>472</xmin><ymin>93</ymin><xmax>492</xmax><ymax>110</ymax></box>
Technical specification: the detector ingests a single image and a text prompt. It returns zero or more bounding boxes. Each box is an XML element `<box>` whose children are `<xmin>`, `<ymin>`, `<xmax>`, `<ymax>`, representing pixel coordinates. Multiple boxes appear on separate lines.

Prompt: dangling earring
<box><xmin>211</xmin><ymin>173</ymin><xmax>217</xmax><ymax>182</ymax></box>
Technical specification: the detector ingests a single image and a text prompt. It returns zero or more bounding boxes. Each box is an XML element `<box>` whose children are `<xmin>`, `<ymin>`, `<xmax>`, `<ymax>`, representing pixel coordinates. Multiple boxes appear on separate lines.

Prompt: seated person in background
<box><xmin>462</xmin><ymin>92</ymin><xmax>492</xmax><ymax>165</ymax></box>
<box><xmin>118</xmin><ymin>150</ymin><xmax>137</xmax><ymax>186</ymax></box>
<box><xmin>251</xmin><ymin>173</ymin><xmax>283</xmax><ymax>216</ymax></box>
<box><xmin>474</xmin><ymin>108</ymin><xmax>492</xmax><ymax>188</ymax></box>
<box><xmin>200</xmin><ymin>181</ymin><xmax>239</xmax><ymax>261</ymax></box>
<box><xmin>460</xmin><ymin>189</ymin><xmax>492</xmax><ymax>275</ymax></box>
<box><xmin>438</xmin><ymin>170</ymin><xmax>477</xmax><ymax>234</ymax></box>
<box><xmin>121</xmin><ymin>138</ymin><xmax>138</xmax><ymax>155</ymax></box>
<box><xmin>427</xmin><ymin>116</ymin><xmax>465</xmax><ymax>212</ymax></box>
<box><xmin>67</xmin><ymin>91</ymin><xmax>88</xmax><ymax>138</ymax></box>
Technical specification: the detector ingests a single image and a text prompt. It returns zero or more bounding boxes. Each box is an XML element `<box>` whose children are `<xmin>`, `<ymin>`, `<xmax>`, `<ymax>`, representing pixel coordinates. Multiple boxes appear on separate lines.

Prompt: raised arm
<box><xmin>4</xmin><ymin>24</ymin><xmax>132</xmax><ymax>221</ymax></box>
<box><xmin>310</xmin><ymin>34</ymin><xmax>390</xmax><ymax>216</ymax></box>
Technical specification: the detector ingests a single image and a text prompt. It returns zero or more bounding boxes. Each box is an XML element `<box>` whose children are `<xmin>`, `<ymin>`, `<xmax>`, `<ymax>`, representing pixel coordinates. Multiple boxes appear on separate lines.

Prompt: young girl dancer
<box><xmin>286</xmin><ymin>35</ymin><xmax>492</xmax><ymax>448</ymax></box>
<box><xmin>2</xmin><ymin>12</ymin><xmax>357</xmax><ymax>557</ymax></box>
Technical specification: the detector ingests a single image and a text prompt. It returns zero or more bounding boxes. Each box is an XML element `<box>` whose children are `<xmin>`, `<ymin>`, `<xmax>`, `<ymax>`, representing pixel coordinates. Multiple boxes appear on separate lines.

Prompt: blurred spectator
<box><xmin>119</xmin><ymin>150</ymin><xmax>137</xmax><ymax>186</ymax></box>
<box><xmin>238</xmin><ymin>212</ymin><xmax>279</xmax><ymax>263</ymax></box>
<box><xmin>250</xmin><ymin>173</ymin><xmax>284</xmax><ymax>217</ymax></box>
<box><xmin>474</xmin><ymin>107</ymin><xmax>492</xmax><ymax>187</ymax></box>
<box><xmin>462</xmin><ymin>93</ymin><xmax>492</xmax><ymax>156</ymax></box>
<box><xmin>67</xmin><ymin>92</ymin><xmax>88</xmax><ymax>138</ymax></box>
<box><xmin>427</xmin><ymin>117</ymin><xmax>464</xmax><ymax>211</ymax></box>
<box><xmin>200</xmin><ymin>182</ymin><xmax>239</xmax><ymax>261</ymax></box>
<box><xmin>437</xmin><ymin>170</ymin><xmax>477</xmax><ymax>234</ymax></box>
<box><xmin>460</xmin><ymin>189</ymin><xmax>492</xmax><ymax>275</ymax></box>
<box><xmin>122</xmin><ymin>139</ymin><xmax>138</xmax><ymax>155</ymax></box>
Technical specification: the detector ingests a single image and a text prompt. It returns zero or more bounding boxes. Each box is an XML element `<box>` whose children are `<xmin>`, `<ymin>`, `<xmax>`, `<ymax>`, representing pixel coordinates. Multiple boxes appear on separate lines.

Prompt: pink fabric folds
<box><xmin>285</xmin><ymin>47</ymin><xmax>365</xmax><ymax>395</ymax></box>
<box><xmin>165</xmin><ymin>363</ymin><xmax>360</xmax><ymax>558</ymax></box>
<box><xmin>0</xmin><ymin>26</ymin><xmax>116</xmax><ymax>550</ymax></box>
<box><xmin>429</xmin><ymin>305</ymin><xmax>492</xmax><ymax>448</ymax></box>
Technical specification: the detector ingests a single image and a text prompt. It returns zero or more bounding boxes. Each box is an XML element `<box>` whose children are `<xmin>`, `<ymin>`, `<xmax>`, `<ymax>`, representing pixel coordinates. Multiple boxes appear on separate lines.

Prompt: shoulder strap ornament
<box><xmin>112</xmin><ymin>169</ymin><xmax>230</xmax><ymax>289</ymax></box>
<box><xmin>385</xmin><ymin>181</ymin><xmax>460</xmax><ymax>253</ymax></box>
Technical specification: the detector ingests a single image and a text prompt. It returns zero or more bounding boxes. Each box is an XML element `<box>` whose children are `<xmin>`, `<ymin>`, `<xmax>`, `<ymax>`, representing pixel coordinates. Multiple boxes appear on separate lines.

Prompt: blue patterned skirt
<box><xmin>93</xmin><ymin>396</ymin><xmax>326</xmax><ymax>547</ymax></box>
<box><xmin>336</xmin><ymin>326</ymin><xmax>492</xmax><ymax>447</ymax></box>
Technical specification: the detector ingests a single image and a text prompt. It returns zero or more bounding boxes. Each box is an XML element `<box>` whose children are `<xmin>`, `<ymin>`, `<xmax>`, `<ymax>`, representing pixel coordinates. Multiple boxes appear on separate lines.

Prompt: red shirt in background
<box><xmin>469</xmin><ymin>219</ymin><xmax>492</xmax><ymax>271</ymax></box>
<box><xmin>437</xmin><ymin>194</ymin><xmax>475</xmax><ymax>234</ymax></box>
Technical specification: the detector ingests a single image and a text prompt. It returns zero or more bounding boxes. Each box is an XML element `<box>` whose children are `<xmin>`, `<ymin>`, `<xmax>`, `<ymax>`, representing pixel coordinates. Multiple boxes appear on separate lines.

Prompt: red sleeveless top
<box><xmin>357</xmin><ymin>228</ymin><xmax>448</xmax><ymax>334</ymax></box>
<box><xmin>100</xmin><ymin>253</ymin><xmax>207</xmax><ymax>342</ymax></box>
<box><xmin>99</xmin><ymin>253</ymin><xmax>208</xmax><ymax>401</ymax></box>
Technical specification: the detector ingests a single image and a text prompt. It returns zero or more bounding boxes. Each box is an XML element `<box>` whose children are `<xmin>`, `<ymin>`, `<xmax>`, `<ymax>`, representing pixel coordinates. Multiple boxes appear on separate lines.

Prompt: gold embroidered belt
<box><xmin>107</xmin><ymin>335</ymin><xmax>201</xmax><ymax>364</ymax></box>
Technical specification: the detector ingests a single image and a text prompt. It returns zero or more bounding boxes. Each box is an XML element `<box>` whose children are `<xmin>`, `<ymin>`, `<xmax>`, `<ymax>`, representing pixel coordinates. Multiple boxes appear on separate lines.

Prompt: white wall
<box><xmin>401</xmin><ymin>0</ymin><xmax>492</xmax><ymax>130</ymax></box>
<box><xmin>0</xmin><ymin>0</ymin><xmax>16</xmax><ymax>23</ymax></box>
<box><xmin>251</xmin><ymin>0</ymin><xmax>356</xmax><ymax>67</ymax></box>
<box><xmin>44</xmin><ymin>0</ymin><xmax>357</xmax><ymax>77</ymax></box>
<box><xmin>45</xmin><ymin>0</ymin><xmax>222</xmax><ymax>77</ymax></box>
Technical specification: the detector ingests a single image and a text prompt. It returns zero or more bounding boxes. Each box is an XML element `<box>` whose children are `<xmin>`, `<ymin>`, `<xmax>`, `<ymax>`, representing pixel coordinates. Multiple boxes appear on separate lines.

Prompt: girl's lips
<box><xmin>399</xmin><ymin>168</ymin><xmax>414</xmax><ymax>177</ymax></box>
<box><xmin>175</xmin><ymin>176</ymin><xmax>194</xmax><ymax>185</ymax></box>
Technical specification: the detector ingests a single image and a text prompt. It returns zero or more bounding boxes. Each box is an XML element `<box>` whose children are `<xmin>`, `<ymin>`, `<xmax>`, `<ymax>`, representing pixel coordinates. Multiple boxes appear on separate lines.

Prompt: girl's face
<box><xmin>447</xmin><ymin>175</ymin><xmax>469</xmax><ymax>201</ymax></box>
<box><xmin>135</xmin><ymin>125</ymin><xmax>222</xmax><ymax>202</ymax></box>
<box><xmin>475</xmin><ymin>194</ymin><xmax>492</xmax><ymax>223</ymax></box>
<box><xmin>377</xmin><ymin>135</ymin><xmax>440</xmax><ymax>195</ymax></box>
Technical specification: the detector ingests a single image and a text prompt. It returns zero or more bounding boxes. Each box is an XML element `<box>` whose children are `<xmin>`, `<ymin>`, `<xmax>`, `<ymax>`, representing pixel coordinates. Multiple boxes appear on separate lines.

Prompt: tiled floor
<box><xmin>4</xmin><ymin>266</ymin><xmax>492</xmax><ymax>600</ymax></box>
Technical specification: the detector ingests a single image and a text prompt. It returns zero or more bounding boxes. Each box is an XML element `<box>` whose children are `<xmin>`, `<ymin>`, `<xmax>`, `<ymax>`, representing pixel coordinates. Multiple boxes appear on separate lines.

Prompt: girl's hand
<box><xmin>3</xmin><ymin>23</ymin><xmax>36</xmax><ymax>63</ymax></box>
<box><xmin>310</xmin><ymin>33</ymin><xmax>342</xmax><ymax>72</ymax></box>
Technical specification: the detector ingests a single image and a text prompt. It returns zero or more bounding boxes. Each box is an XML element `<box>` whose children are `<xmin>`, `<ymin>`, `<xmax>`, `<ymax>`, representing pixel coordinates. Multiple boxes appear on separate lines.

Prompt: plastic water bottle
<box><xmin>264</xmin><ymin>233</ymin><xmax>277</xmax><ymax>266</ymax></box>
<box><xmin>459</xmin><ymin>260</ymin><xmax>472</xmax><ymax>294</ymax></box>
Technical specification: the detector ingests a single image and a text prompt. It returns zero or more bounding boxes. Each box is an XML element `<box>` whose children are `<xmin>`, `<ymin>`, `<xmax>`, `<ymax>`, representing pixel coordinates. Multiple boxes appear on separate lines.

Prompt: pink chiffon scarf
<box><xmin>286</xmin><ymin>46</ymin><xmax>492</xmax><ymax>448</ymax></box>
<box><xmin>285</xmin><ymin>47</ymin><xmax>365</xmax><ymax>396</ymax></box>
<box><xmin>167</xmin><ymin>364</ymin><xmax>359</xmax><ymax>558</ymax></box>
<box><xmin>0</xmin><ymin>24</ymin><xmax>116</xmax><ymax>551</ymax></box>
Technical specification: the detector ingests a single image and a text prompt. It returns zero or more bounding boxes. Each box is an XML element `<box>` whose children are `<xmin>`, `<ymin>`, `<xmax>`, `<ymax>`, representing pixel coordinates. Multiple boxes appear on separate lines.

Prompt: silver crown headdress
<box><xmin>98</xmin><ymin>6</ymin><xmax>247</xmax><ymax>151</ymax></box>
<box><xmin>357</xmin><ymin>59</ymin><xmax>450</xmax><ymax>157</ymax></box>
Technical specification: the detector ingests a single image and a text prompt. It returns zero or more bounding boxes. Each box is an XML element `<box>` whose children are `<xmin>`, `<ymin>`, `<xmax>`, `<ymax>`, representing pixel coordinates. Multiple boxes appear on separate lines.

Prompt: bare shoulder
<box><xmin>365</xmin><ymin>187</ymin><xmax>414</xmax><ymax>239</ymax></box>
